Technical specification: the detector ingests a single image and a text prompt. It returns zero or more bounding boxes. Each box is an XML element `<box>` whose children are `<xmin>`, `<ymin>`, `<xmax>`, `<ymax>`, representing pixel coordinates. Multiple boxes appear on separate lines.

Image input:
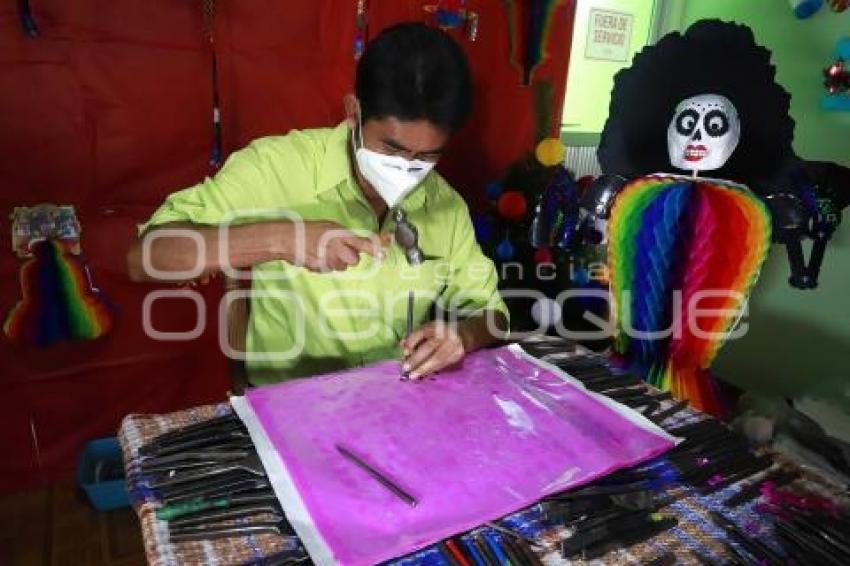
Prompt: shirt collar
<box><xmin>316</xmin><ymin>121</ymin><xmax>430</xmax><ymax>212</ymax></box>
<box><xmin>316</xmin><ymin>121</ymin><xmax>353</xmax><ymax>196</ymax></box>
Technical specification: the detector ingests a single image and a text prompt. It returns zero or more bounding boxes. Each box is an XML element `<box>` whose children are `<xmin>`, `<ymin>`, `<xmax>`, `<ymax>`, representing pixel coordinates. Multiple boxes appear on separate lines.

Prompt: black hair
<box><xmin>598</xmin><ymin>19</ymin><xmax>795</xmax><ymax>188</ymax></box>
<box><xmin>356</xmin><ymin>22</ymin><xmax>472</xmax><ymax>132</ymax></box>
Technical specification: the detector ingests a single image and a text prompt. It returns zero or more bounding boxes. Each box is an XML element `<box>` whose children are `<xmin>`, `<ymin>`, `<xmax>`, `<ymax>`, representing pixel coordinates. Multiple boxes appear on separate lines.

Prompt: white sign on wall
<box><xmin>585</xmin><ymin>8</ymin><xmax>634</xmax><ymax>62</ymax></box>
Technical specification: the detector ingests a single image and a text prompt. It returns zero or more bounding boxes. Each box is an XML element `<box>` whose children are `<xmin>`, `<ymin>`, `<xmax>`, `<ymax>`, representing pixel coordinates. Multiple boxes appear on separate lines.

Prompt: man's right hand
<box><xmin>280</xmin><ymin>221</ymin><xmax>388</xmax><ymax>272</ymax></box>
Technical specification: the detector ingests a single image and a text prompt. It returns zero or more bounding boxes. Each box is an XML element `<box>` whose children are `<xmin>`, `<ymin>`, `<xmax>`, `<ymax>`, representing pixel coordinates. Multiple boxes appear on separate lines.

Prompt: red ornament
<box><xmin>577</xmin><ymin>175</ymin><xmax>595</xmax><ymax>192</ymax></box>
<box><xmin>828</xmin><ymin>0</ymin><xmax>849</xmax><ymax>12</ymax></box>
<box><xmin>823</xmin><ymin>58</ymin><xmax>850</xmax><ymax>95</ymax></box>
<box><xmin>497</xmin><ymin>191</ymin><xmax>528</xmax><ymax>221</ymax></box>
<box><xmin>534</xmin><ymin>247</ymin><xmax>553</xmax><ymax>264</ymax></box>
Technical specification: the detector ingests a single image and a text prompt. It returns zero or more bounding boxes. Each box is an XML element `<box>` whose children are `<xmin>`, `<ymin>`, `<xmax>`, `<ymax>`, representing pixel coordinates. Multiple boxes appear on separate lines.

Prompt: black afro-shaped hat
<box><xmin>597</xmin><ymin>19</ymin><xmax>795</xmax><ymax>187</ymax></box>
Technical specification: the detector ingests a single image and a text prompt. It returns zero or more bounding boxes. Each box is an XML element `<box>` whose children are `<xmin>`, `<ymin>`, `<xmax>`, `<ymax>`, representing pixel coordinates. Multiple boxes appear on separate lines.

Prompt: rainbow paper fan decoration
<box><xmin>4</xmin><ymin>239</ymin><xmax>112</xmax><ymax>346</ymax></box>
<box><xmin>504</xmin><ymin>0</ymin><xmax>563</xmax><ymax>85</ymax></box>
<box><xmin>607</xmin><ymin>175</ymin><xmax>771</xmax><ymax>416</ymax></box>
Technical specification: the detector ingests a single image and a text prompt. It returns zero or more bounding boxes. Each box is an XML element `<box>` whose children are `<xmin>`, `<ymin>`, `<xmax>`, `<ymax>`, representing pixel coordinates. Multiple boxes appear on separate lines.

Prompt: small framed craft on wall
<box><xmin>584</xmin><ymin>8</ymin><xmax>634</xmax><ymax>62</ymax></box>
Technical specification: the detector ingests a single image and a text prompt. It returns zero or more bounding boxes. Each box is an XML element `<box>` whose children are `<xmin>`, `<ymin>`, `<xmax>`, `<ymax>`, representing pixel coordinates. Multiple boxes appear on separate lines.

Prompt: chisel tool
<box><xmin>402</xmin><ymin>290</ymin><xmax>414</xmax><ymax>379</ymax></box>
<box><xmin>336</xmin><ymin>444</ymin><xmax>417</xmax><ymax>507</ymax></box>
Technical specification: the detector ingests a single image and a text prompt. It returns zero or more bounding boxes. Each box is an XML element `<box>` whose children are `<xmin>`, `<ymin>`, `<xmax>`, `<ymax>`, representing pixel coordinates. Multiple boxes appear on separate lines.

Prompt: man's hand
<box><xmin>400</xmin><ymin>321</ymin><xmax>467</xmax><ymax>380</ymax></box>
<box><xmin>283</xmin><ymin>221</ymin><xmax>388</xmax><ymax>273</ymax></box>
<box><xmin>400</xmin><ymin>312</ymin><xmax>507</xmax><ymax>380</ymax></box>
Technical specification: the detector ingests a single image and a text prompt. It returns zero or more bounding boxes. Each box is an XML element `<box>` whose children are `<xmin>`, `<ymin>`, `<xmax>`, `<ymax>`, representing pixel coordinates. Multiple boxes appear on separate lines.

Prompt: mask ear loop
<box><xmin>356</xmin><ymin>111</ymin><xmax>366</xmax><ymax>151</ymax></box>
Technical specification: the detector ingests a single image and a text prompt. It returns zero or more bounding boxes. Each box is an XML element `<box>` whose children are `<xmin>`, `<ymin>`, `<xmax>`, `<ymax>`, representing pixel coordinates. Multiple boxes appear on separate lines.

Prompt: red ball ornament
<box><xmin>497</xmin><ymin>191</ymin><xmax>528</xmax><ymax>221</ymax></box>
<box><xmin>577</xmin><ymin>175</ymin><xmax>595</xmax><ymax>192</ymax></box>
<box><xmin>534</xmin><ymin>247</ymin><xmax>553</xmax><ymax>264</ymax></box>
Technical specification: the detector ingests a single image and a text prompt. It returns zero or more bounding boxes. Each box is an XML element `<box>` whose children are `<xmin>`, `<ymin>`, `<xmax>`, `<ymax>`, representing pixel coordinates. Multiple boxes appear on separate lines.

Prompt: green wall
<box><xmin>562</xmin><ymin>0</ymin><xmax>659</xmax><ymax>140</ymax></box>
<box><xmin>678</xmin><ymin>1</ymin><xmax>850</xmax><ymax>425</ymax></box>
<box><xmin>680</xmin><ymin>0</ymin><xmax>850</xmax><ymax>165</ymax></box>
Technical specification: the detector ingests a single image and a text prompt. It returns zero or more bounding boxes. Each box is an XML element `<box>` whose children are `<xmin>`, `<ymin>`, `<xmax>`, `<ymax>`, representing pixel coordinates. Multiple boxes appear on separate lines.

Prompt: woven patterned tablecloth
<box><xmin>118</xmin><ymin>345</ymin><xmax>848</xmax><ymax>565</ymax></box>
<box><xmin>119</xmin><ymin>403</ymin><xmax>296</xmax><ymax>566</ymax></box>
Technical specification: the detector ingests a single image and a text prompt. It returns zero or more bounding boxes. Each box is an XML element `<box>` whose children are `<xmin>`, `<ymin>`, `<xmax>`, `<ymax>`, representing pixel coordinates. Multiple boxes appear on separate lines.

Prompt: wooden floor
<box><xmin>0</xmin><ymin>481</ymin><xmax>146</xmax><ymax>566</ymax></box>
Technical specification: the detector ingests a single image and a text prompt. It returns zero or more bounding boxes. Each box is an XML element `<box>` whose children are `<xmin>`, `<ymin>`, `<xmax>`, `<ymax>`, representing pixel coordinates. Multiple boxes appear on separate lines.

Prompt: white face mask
<box><xmin>667</xmin><ymin>93</ymin><xmax>740</xmax><ymax>173</ymax></box>
<box><xmin>352</xmin><ymin>114</ymin><xmax>436</xmax><ymax>209</ymax></box>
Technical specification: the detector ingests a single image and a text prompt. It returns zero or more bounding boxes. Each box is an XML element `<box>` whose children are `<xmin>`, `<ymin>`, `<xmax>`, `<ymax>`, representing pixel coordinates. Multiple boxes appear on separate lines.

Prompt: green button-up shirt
<box><xmin>142</xmin><ymin>122</ymin><xmax>507</xmax><ymax>384</ymax></box>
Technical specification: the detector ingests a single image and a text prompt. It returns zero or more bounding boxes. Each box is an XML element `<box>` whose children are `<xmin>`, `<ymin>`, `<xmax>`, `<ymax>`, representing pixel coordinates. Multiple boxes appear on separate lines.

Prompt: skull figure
<box><xmin>667</xmin><ymin>94</ymin><xmax>741</xmax><ymax>173</ymax></box>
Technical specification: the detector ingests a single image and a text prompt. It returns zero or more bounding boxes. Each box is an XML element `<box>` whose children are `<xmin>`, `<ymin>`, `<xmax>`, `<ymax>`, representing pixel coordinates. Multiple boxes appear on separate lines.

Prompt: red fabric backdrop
<box><xmin>0</xmin><ymin>1</ymin><xmax>574</xmax><ymax>491</ymax></box>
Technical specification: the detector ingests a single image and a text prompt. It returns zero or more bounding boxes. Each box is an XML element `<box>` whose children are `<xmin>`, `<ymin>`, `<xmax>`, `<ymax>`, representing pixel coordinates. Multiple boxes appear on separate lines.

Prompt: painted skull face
<box><xmin>667</xmin><ymin>94</ymin><xmax>740</xmax><ymax>172</ymax></box>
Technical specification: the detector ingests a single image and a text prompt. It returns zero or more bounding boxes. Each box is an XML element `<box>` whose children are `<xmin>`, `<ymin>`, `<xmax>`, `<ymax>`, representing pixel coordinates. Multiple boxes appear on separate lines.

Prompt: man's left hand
<box><xmin>400</xmin><ymin>321</ymin><xmax>466</xmax><ymax>380</ymax></box>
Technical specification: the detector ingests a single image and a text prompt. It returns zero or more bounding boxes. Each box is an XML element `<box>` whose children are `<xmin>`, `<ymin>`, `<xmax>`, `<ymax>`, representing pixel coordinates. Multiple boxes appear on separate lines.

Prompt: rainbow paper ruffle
<box><xmin>4</xmin><ymin>239</ymin><xmax>112</xmax><ymax>346</ymax></box>
<box><xmin>505</xmin><ymin>0</ymin><xmax>562</xmax><ymax>85</ymax></box>
<box><xmin>608</xmin><ymin>175</ymin><xmax>771</xmax><ymax>416</ymax></box>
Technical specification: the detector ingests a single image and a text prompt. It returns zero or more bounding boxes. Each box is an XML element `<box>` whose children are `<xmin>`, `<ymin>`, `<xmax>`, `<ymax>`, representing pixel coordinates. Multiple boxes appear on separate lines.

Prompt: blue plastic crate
<box><xmin>77</xmin><ymin>437</ymin><xmax>130</xmax><ymax>511</ymax></box>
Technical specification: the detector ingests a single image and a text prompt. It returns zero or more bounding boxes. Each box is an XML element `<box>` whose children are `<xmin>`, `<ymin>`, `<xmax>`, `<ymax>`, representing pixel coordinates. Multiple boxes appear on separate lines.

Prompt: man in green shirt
<box><xmin>127</xmin><ymin>23</ymin><xmax>507</xmax><ymax>384</ymax></box>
